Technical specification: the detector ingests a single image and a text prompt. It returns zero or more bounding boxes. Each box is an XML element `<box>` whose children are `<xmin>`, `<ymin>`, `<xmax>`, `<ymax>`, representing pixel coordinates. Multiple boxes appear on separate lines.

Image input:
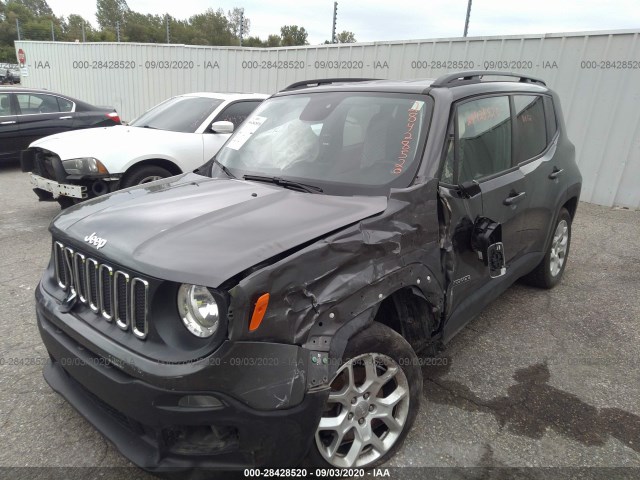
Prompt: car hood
<box><xmin>51</xmin><ymin>173</ymin><xmax>388</xmax><ymax>287</ymax></box>
<box><xmin>30</xmin><ymin>125</ymin><xmax>188</xmax><ymax>160</ymax></box>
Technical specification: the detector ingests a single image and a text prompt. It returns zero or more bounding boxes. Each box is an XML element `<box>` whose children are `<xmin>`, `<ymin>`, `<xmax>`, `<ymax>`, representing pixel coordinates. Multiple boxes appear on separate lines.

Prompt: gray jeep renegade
<box><xmin>35</xmin><ymin>71</ymin><xmax>581</xmax><ymax>473</ymax></box>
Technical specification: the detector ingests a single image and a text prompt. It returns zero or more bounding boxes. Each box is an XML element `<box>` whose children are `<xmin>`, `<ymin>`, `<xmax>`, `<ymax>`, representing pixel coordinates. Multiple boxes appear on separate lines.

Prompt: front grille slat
<box><xmin>99</xmin><ymin>264</ymin><xmax>114</xmax><ymax>321</ymax></box>
<box><xmin>131</xmin><ymin>278</ymin><xmax>149</xmax><ymax>339</ymax></box>
<box><xmin>114</xmin><ymin>271</ymin><xmax>130</xmax><ymax>330</ymax></box>
<box><xmin>73</xmin><ymin>253</ymin><xmax>86</xmax><ymax>303</ymax></box>
<box><xmin>52</xmin><ymin>240</ymin><xmax>149</xmax><ymax>341</ymax></box>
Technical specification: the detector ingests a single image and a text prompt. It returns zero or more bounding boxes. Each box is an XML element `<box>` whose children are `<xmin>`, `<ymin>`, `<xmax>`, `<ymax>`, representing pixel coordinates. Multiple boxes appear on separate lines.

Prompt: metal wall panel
<box><xmin>15</xmin><ymin>30</ymin><xmax>640</xmax><ymax>208</ymax></box>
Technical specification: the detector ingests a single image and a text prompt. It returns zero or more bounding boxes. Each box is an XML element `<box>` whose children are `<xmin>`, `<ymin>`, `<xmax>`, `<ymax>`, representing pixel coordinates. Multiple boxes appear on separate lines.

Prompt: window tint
<box><xmin>544</xmin><ymin>96</ymin><xmax>558</xmax><ymax>142</ymax></box>
<box><xmin>215</xmin><ymin>101</ymin><xmax>261</xmax><ymax>128</ymax></box>
<box><xmin>456</xmin><ymin>96</ymin><xmax>511</xmax><ymax>183</ymax></box>
<box><xmin>0</xmin><ymin>93</ymin><xmax>11</xmax><ymax>116</ymax></box>
<box><xmin>56</xmin><ymin>97</ymin><xmax>74</xmax><ymax>113</ymax></box>
<box><xmin>17</xmin><ymin>94</ymin><xmax>61</xmax><ymax>114</ymax></box>
<box><xmin>514</xmin><ymin>95</ymin><xmax>547</xmax><ymax>163</ymax></box>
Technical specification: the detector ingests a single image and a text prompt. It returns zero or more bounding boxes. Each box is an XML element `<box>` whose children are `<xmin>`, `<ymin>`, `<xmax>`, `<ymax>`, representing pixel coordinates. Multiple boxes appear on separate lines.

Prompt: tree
<box><xmin>188</xmin><ymin>8</ymin><xmax>234</xmax><ymax>46</ymax></box>
<box><xmin>7</xmin><ymin>0</ymin><xmax>52</xmax><ymax>17</ymax></box>
<box><xmin>266</xmin><ymin>34</ymin><xmax>281</xmax><ymax>47</ymax></box>
<box><xmin>336</xmin><ymin>30</ymin><xmax>356</xmax><ymax>43</ymax></box>
<box><xmin>96</xmin><ymin>0</ymin><xmax>129</xmax><ymax>30</ymax></box>
<box><xmin>280</xmin><ymin>25</ymin><xmax>307</xmax><ymax>46</ymax></box>
<box><xmin>63</xmin><ymin>14</ymin><xmax>94</xmax><ymax>41</ymax></box>
<box><xmin>242</xmin><ymin>35</ymin><xmax>264</xmax><ymax>47</ymax></box>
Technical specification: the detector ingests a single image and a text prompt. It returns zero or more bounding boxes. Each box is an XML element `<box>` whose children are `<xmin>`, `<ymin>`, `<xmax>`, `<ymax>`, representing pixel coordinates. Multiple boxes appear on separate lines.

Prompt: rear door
<box><xmin>15</xmin><ymin>92</ymin><xmax>74</xmax><ymax>149</ymax></box>
<box><xmin>439</xmin><ymin>94</ymin><xmax>530</xmax><ymax>340</ymax></box>
<box><xmin>513</xmin><ymin>94</ymin><xmax>562</xmax><ymax>253</ymax></box>
<box><xmin>0</xmin><ymin>91</ymin><xmax>20</xmax><ymax>160</ymax></box>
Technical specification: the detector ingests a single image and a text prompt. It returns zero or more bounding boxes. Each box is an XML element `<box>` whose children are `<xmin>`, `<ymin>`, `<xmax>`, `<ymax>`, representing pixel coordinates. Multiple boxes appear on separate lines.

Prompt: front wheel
<box><xmin>522</xmin><ymin>207</ymin><xmax>572</xmax><ymax>289</ymax></box>
<box><xmin>307</xmin><ymin>322</ymin><xmax>422</xmax><ymax>469</ymax></box>
<box><xmin>120</xmin><ymin>165</ymin><xmax>173</xmax><ymax>188</ymax></box>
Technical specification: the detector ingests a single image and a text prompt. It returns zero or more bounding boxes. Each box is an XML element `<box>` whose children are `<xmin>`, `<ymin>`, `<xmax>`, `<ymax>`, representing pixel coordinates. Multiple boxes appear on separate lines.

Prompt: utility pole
<box><xmin>463</xmin><ymin>0</ymin><xmax>472</xmax><ymax>37</ymax></box>
<box><xmin>239</xmin><ymin>9</ymin><xmax>244</xmax><ymax>46</ymax></box>
<box><xmin>166</xmin><ymin>14</ymin><xmax>170</xmax><ymax>43</ymax></box>
<box><xmin>116</xmin><ymin>21</ymin><xmax>121</xmax><ymax>42</ymax></box>
<box><xmin>82</xmin><ymin>21</ymin><xmax>86</xmax><ymax>42</ymax></box>
<box><xmin>51</xmin><ymin>21</ymin><xmax>55</xmax><ymax>41</ymax></box>
<box><xmin>331</xmin><ymin>2</ymin><xmax>338</xmax><ymax>43</ymax></box>
<box><xmin>16</xmin><ymin>19</ymin><xmax>21</xmax><ymax>41</ymax></box>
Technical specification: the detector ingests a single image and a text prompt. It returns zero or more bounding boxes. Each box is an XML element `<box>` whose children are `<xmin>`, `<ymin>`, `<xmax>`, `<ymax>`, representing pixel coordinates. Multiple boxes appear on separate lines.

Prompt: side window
<box><xmin>215</xmin><ymin>101</ymin><xmax>261</xmax><ymax>129</ymax></box>
<box><xmin>543</xmin><ymin>96</ymin><xmax>558</xmax><ymax>142</ymax></box>
<box><xmin>0</xmin><ymin>93</ymin><xmax>12</xmax><ymax>116</ymax></box>
<box><xmin>513</xmin><ymin>95</ymin><xmax>547</xmax><ymax>163</ymax></box>
<box><xmin>56</xmin><ymin>97</ymin><xmax>74</xmax><ymax>113</ymax></box>
<box><xmin>456</xmin><ymin>96</ymin><xmax>511</xmax><ymax>183</ymax></box>
<box><xmin>17</xmin><ymin>94</ymin><xmax>61</xmax><ymax>114</ymax></box>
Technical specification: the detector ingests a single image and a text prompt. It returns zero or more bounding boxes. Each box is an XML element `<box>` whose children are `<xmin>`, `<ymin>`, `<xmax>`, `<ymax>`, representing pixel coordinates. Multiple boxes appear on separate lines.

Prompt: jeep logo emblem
<box><xmin>84</xmin><ymin>232</ymin><xmax>107</xmax><ymax>249</ymax></box>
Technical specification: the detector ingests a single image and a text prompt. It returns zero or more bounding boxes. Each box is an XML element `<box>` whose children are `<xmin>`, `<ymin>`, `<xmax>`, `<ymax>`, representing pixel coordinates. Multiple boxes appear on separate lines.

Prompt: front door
<box><xmin>439</xmin><ymin>94</ymin><xmax>530</xmax><ymax>341</ymax></box>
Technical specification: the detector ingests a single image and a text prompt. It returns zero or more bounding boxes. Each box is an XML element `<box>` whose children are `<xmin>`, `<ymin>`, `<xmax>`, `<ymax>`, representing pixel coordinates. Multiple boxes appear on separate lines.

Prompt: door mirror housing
<box><xmin>210</xmin><ymin>121</ymin><xmax>234</xmax><ymax>134</ymax></box>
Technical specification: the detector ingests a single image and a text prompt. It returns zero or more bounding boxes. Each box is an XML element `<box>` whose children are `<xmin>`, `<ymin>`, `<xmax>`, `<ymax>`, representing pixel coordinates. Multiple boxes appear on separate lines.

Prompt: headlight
<box><xmin>177</xmin><ymin>284</ymin><xmax>220</xmax><ymax>338</ymax></box>
<box><xmin>61</xmin><ymin>157</ymin><xmax>109</xmax><ymax>175</ymax></box>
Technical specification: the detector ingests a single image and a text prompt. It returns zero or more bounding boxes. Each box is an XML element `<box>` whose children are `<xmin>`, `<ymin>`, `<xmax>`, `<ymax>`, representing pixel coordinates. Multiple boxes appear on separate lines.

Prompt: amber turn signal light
<box><xmin>249</xmin><ymin>293</ymin><xmax>270</xmax><ymax>331</ymax></box>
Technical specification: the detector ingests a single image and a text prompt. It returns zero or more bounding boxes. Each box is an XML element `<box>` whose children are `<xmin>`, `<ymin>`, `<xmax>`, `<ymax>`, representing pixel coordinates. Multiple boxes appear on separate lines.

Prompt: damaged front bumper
<box><xmin>29</xmin><ymin>173</ymin><xmax>87</xmax><ymax>199</ymax></box>
<box><xmin>36</xmin><ymin>283</ymin><xmax>327</xmax><ymax>471</ymax></box>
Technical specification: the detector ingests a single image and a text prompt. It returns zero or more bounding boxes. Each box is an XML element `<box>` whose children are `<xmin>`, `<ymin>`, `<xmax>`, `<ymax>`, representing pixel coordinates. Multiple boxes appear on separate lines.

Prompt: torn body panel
<box><xmin>229</xmin><ymin>180</ymin><xmax>444</xmax><ymax>383</ymax></box>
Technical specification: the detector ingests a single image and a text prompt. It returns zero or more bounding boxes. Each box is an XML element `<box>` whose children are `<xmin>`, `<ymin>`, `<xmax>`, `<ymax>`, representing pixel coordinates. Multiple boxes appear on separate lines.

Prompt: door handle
<box><xmin>549</xmin><ymin>167</ymin><xmax>564</xmax><ymax>179</ymax></box>
<box><xmin>503</xmin><ymin>191</ymin><xmax>526</xmax><ymax>206</ymax></box>
<box><xmin>59</xmin><ymin>116</ymin><xmax>73</xmax><ymax>120</ymax></box>
<box><xmin>0</xmin><ymin>120</ymin><xmax>16</xmax><ymax>125</ymax></box>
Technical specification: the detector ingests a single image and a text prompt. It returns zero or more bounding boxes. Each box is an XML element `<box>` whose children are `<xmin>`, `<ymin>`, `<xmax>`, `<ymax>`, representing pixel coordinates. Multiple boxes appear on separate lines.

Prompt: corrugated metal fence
<box><xmin>14</xmin><ymin>30</ymin><xmax>640</xmax><ymax>208</ymax></box>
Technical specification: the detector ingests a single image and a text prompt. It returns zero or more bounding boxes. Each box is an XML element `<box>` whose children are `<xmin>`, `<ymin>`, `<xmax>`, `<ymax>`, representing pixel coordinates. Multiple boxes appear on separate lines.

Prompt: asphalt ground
<box><xmin>0</xmin><ymin>160</ymin><xmax>639</xmax><ymax>479</ymax></box>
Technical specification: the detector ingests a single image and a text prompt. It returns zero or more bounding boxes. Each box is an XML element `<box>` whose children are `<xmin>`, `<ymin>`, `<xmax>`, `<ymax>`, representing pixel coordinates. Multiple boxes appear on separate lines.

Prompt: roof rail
<box><xmin>283</xmin><ymin>78</ymin><xmax>378</xmax><ymax>91</ymax></box>
<box><xmin>431</xmin><ymin>71</ymin><xmax>546</xmax><ymax>88</ymax></box>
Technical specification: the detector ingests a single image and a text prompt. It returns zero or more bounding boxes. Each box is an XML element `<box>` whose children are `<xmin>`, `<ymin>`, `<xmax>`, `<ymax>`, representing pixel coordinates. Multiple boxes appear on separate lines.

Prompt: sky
<box><xmin>46</xmin><ymin>0</ymin><xmax>640</xmax><ymax>44</ymax></box>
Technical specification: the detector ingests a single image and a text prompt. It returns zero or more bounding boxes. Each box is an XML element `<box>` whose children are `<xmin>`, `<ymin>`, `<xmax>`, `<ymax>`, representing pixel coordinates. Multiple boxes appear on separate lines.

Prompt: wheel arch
<box><xmin>123</xmin><ymin>158</ymin><xmax>183</xmax><ymax>177</ymax></box>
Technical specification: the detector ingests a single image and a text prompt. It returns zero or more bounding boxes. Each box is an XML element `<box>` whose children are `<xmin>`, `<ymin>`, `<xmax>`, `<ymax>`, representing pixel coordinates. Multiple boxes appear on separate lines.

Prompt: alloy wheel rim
<box><xmin>315</xmin><ymin>352</ymin><xmax>410</xmax><ymax>468</ymax></box>
<box><xmin>138</xmin><ymin>175</ymin><xmax>163</xmax><ymax>184</ymax></box>
<box><xmin>550</xmin><ymin>219</ymin><xmax>569</xmax><ymax>277</ymax></box>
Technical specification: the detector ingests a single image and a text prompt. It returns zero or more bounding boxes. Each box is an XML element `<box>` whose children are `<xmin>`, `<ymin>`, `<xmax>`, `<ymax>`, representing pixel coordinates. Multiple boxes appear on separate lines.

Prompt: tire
<box><xmin>522</xmin><ymin>207</ymin><xmax>572</xmax><ymax>289</ymax></box>
<box><xmin>306</xmin><ymin>322</ymin><xmax>422</xmax><ymax>469</ymax></box>
<box><xmin>120</xmin><ymin>165</ymin><xmax>173</xmax><ymax>188</ymax></box>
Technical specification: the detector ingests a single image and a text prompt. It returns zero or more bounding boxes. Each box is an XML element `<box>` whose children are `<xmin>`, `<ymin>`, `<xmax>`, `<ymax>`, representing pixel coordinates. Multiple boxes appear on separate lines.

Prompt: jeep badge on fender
<box><xmin>34</xmin><ymin>72</ymin><xmax>581</xmax><ymax>472</ymax></box>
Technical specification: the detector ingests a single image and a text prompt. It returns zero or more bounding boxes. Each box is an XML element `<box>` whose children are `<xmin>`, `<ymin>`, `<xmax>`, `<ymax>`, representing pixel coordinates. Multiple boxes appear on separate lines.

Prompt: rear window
<box><xmin>131</xmin><ymin>96</ymin><xmax>223</xmax><ymax>133</ymax></box>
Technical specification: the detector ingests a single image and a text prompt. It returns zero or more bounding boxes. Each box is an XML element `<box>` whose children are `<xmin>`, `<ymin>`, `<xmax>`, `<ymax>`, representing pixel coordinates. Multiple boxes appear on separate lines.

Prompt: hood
<box><xmin>51</xmin><ymin>173</ymin><xmax>388</xmax><ymax>287</ymax></box>
<box><xmin>30</xmin><ymin>125</ymin><xmax>186</xmax><ymax>160</ymax></box>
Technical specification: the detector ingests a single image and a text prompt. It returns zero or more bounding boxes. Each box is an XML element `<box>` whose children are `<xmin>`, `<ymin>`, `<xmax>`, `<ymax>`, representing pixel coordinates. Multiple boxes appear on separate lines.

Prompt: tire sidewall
<box><xmin>306</xmin><ymin>322</ymin><xmax>422</xmax><ymax>469</ymax></box>
<box><xmin>543</xmin><ymin>208</ymin><xmax>572</xmax><ymax>287</ymax></box>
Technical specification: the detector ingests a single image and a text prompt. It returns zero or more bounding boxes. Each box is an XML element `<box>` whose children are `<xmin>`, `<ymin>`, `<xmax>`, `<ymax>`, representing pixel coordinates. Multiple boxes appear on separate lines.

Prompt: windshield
<box><xmin>214</xmin><ymin>92</ymin><xmax>433</xmax><ymax>195</ymax></box>
<box><xmin>130</xmin><ymin>96</ymin><xmax>223</xmax><ymax>133</ymax></box>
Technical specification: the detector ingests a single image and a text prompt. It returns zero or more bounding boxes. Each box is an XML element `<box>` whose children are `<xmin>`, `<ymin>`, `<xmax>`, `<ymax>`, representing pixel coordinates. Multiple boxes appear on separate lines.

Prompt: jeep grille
<box><xmin>53</xmin><ymin>241</ymin><xmax>149</xmax><ymax>340</ymax></box>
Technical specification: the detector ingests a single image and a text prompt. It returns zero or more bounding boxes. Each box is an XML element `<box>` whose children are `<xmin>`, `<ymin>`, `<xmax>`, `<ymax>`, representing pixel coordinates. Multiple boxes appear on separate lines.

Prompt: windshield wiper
<box><xmin>137</xmin><ymin>125</ymin><xmax>157</xmax><ymax>129</ymax></box>
<box><xmin>212</xmin><ymin>158</ymin><xmax>236</xmax><ymax>179</ymax></box>
<box><xmin>243</xmin><ymin>174</ymin><xmax>323</xmax><ymax>194</ymax></box>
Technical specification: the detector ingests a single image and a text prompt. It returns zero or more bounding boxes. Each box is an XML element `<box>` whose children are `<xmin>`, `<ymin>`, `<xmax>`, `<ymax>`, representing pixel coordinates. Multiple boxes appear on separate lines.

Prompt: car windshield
<box><xmin>214</xmin><ymin>91</ymin><xmax>433</xmax><ymax>196</ymax></box>
<box><xmin>130</xmin><ymin>96</ymin><xmax>223</xmax><ymax>133</ymax></box>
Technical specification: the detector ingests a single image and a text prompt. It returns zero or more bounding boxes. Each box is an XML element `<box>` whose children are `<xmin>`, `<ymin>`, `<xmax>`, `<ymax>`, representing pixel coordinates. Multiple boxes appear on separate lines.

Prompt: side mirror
<box><xmin>210</xmin><ymin>120</ymin><xmax>234</xmax><ymax>134</ymax></box>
